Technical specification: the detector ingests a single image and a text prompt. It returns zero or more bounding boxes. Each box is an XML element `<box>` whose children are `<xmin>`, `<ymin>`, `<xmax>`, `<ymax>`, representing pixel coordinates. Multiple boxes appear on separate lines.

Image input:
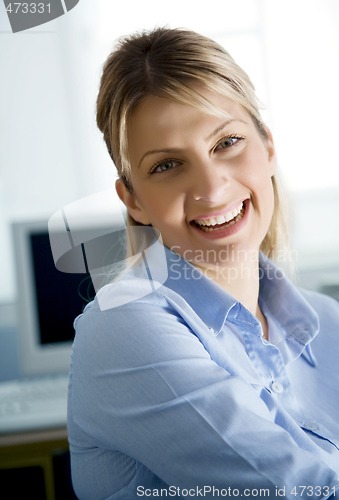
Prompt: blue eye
<box><xmin>152</xmin><ymin>160</ymin><xmax>181</xmax><ymax>174</ymax></box>
<box><xmin>215</xmin><ymin>135</ymin><xmax>244</xmax><ymax>151</ymax></box>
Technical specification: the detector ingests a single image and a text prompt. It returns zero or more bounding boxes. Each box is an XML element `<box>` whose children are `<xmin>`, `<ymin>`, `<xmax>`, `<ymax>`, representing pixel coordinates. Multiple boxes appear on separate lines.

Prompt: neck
<box><xmin>192</xmin><ymin>251</ymin><xmax>268</xmax><ymax>340</ymax></box>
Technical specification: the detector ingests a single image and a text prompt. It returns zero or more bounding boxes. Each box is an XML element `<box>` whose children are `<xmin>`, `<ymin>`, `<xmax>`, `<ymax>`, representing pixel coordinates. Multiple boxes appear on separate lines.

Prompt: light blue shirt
<box><xmin>68</xmin><ymin>245</ymin><xmax>339</xmax><ymax>500</ymax></box>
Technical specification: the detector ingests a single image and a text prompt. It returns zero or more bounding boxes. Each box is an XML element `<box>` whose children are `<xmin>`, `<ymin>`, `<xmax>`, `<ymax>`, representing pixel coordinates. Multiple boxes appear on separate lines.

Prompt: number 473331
<box><xmin>291</xmin><ymin>486</ymin><xmax>336</xmax><ymax>497</ymax></box>
<box><xmin>5</xmin><ymin>3</ymin><xmax>51</xmax><ymax>14</ymax></box>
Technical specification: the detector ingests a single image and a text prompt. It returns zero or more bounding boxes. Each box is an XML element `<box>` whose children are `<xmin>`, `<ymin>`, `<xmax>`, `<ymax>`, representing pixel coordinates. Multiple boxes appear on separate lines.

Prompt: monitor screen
<box><xmin>12</xmin><ymin>220</ymin><xmax>95</xmax><ymax>376</ymax></box>
<box><xmin>30</xmin><ymin>231</ymin><xmax>94</xmax><ymax>345</ymax></box>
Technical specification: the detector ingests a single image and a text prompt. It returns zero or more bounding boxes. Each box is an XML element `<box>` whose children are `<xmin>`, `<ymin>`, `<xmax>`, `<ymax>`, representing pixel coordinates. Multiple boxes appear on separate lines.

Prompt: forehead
<box><xmin>129</xmin><ymin>88</ymin><xmax>249</xmax><ymax>129</ymax></box>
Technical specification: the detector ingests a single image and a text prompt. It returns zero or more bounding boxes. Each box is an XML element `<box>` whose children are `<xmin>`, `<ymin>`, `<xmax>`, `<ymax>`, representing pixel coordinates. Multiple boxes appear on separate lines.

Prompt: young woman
<box><xmin>67</xmin><ymin>28</ymin><xmax>339</xmax><ymax>499</ymax></box>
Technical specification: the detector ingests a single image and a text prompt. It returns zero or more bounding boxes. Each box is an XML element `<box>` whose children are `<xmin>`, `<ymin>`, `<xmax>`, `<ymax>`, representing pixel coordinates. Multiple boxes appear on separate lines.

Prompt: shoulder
<box><xmin>74</xmin><ymin>280</ymin><xmax>176</xmax><ymax>337</ymax></box>
<box><xmin>70</xmin><ymin>279</ymin><xmax>214</xmax><ymax>392</ymax></box>
<box><xmin>73</xmin><ymin>268</ymin><xmax>210</xmax><ymax>342</ymax></box>
<box><xmin>299</xmin><ymin>287</ymin><xmax>339</xmax><ymax>318</ymax></box>
<box><xmin>298</xmin><ymin>288</ymin><xmax>339</xmax><ymax>353</ymax></box>
<box><xmin>72</xmin><ymin>280</ymin><xmax>199</xmax><ymax>359</ymax></box>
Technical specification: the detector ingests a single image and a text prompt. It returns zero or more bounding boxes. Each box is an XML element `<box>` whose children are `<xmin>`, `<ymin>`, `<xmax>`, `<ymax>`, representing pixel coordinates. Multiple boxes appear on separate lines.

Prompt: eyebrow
<box><xmin>137</xmin><ymin>119</ymin><xmax>246</xmax><ymax>168</ymax></box>
<box><xmin>205</xmin><ymin>118</ymin><xmax>247</xmax><ymax>141</ymax></box>
<box><xmin>205</xmin><ymin>120</ymin><xmax>234</xmax><ymax>141</ymax></box>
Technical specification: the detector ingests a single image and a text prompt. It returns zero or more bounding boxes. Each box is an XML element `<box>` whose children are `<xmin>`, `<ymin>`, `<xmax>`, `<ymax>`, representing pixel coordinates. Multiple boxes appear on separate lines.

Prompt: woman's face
<box><xmin>117</xmin><ymin>87</ymin><xmax>276</xmax><ymax>265</ymax></box>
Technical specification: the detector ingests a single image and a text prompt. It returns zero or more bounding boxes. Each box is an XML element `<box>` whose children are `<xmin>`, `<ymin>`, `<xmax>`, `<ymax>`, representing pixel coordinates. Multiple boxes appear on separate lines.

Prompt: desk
<box><xmin>0</xmin><ymin>427</ymin><xmax>76</xmax><ymax>500</ymax></box>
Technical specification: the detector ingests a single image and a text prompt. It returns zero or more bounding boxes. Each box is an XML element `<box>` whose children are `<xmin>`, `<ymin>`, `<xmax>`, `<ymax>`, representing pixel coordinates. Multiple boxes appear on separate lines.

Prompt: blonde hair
<box><xmin>96</xmin><ymin>27</ymin><xmax>289</xmax><ymax>261</ymax></box>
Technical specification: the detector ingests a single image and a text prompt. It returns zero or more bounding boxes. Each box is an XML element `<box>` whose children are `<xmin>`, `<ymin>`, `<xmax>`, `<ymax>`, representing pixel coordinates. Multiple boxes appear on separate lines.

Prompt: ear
<box><xmin>264</xmin><ymin>127</ymin><xmax>277</xmax><ymax>177</ymax></box>
<box><xmin>115</xmin><ymin>178</ymin><xmax>151</xmax><ymax>225</ymax></box>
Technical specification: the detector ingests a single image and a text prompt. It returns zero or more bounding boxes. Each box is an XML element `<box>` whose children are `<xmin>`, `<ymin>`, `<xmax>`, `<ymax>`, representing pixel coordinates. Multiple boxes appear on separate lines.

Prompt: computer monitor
<box><xmin>12</xmin><ymin>219</ymin><xmax>96</xmax><ymax>376</ymax></box>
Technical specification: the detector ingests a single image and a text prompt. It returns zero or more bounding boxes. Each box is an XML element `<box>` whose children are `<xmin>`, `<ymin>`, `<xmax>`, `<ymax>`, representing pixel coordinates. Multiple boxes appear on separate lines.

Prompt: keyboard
<box><xmin>0</xmin><ymin>374</ymin><xmax>69</xmax><ymax>434</ymax></box>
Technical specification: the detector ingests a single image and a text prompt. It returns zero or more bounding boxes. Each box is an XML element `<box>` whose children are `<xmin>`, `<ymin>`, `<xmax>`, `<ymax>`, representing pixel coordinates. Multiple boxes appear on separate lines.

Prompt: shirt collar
<box><xmin>258</xmin><ymin>253</ymin><xmax>319</xmax><ymax>346</ymax></box>
<box><xmin>160</xmin><ymin>247</ymin><xmax>319</xmax><ymax>345</ymax></box>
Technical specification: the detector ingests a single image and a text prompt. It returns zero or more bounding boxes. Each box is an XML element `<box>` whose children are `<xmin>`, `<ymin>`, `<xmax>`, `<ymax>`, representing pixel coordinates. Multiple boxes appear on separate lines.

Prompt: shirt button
<box><xmin>303</xmin><ymin>422</ymin><xmax>318</xmax><ymax>431</ymax></box>
<box><xmin>271</xmin><ymin>381</ymin><xmax>284</xmax><ymax>394</ymax></box>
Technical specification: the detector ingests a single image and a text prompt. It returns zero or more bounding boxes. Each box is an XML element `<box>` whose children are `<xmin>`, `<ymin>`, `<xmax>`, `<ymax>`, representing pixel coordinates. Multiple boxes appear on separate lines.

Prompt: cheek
<box><xmin>242</xmin><ymin>149</ymin><xmax>274</xmax><ymax>191</ymax></box>
<box><xmin>253</xmin><ymin>176</ymin><xmax>275</xmax><ymax>214</ymax></box>
<box><xmin>265</xmin><ymin>182</ymin><xmax>275</xmax><ymax>218</ymax></box>
<box><xmin>240</xmin><ymin>158</ymin><xmax>275</xmax><ymax>217</ymax></box>
<box><xmin>136</xmin><ymin>185</ymin><xmax>185</xmax><ymax>226</ymax></box>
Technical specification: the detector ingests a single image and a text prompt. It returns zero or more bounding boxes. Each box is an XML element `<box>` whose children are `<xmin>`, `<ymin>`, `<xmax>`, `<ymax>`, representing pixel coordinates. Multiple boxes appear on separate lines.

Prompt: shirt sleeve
<box><xmin>68</xmin><ymin>290</ymin><xmax>339</xmax><ymax>498</ymax></box>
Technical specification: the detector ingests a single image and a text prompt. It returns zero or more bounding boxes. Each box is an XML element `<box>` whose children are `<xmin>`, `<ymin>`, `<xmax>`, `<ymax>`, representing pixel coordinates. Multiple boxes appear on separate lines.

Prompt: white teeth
<box><xmin>199</xmin><ymin>209</ymin><xmax>244</xmax><ymax>232</ymax></box>
<box><xmin>194</xmin><ymin>202</ymin><xmax>244</xmax><ymax>227</ymax></box>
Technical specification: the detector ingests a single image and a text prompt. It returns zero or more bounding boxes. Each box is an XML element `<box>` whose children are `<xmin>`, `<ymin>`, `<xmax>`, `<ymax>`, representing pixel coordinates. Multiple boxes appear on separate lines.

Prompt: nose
<box><xmin>191</xmin><ymin>160</ymin><xmax>231</xmax><ymax>203</ymax></box>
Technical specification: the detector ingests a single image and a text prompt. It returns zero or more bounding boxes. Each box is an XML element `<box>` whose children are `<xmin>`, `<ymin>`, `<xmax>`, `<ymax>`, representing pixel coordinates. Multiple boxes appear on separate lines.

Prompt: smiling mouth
<box><xmin>193</xmin><ymin>202</ymin><xmax>245</xmax><ymax>232</ymax></box>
